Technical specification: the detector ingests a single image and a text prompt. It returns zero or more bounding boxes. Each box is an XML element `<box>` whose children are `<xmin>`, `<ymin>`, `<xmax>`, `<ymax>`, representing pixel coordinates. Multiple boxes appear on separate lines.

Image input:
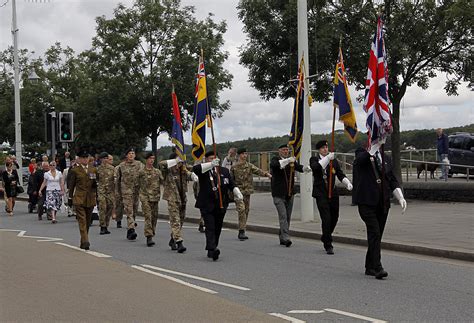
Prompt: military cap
<box><xmin>278</xmin><ymin>144</ymin><xmax>289</xmax><ymax>149</ymax></box>
<box><xmin>124</xmin><ymin>147</ymin><xmax>135</xmax><ymax>155</ymax></box>
<box><xmin>315</xmin><ymin>140</ymin><xmax>328</xmax><ymax>150</ymax></box>
<box><xmin>144</xmin><ymin>152</ymin><xmax>154</xmax><ymax>159</ymax></box>
<box><xmin>99</xmin><ymin>152</ymin><xmax>109</xmax><ymax>159</ymax></box>
<box><xmin>169</xmin><ymin>152</ymin><xmax>177</xmax><ymax>159</ymax></box>
<box><xmin>205</xmin><ymin>151</ymin><xmax>218</xmax><ymax>158</ymax></box>
<box><xmin>77</xmin><ymin>150</ymin><xmax>89</xmax><ymax>158</ymax></box>
<box><xmin>237</xmin><ymin>147</ymin><xmax>247</xmax><ymax>154</ymax></box>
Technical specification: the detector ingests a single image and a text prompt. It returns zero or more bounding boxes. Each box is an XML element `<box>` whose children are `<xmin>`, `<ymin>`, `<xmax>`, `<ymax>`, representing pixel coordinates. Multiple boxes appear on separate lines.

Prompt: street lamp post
<box><xmin>12</xmin><ymin>0</ymin><xmax>23</xmax><ymax>185</ymax></box>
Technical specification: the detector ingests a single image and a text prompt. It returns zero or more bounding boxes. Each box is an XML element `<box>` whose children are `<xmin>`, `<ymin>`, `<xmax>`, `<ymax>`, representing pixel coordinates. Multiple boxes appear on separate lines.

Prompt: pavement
<box><xmin>13</xmin><ymin>189</ymin><xmax>474</xmax><ymax>262</ymax></box>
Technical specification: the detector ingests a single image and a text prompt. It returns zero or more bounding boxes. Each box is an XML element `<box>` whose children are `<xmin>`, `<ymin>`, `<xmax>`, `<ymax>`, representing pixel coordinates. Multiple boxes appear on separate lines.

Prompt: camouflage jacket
<box><xmin>160</xmin><ymin>162</ymin><xmax>191</xmax><ymax>203</ymax></box>
<box><xmin>115</xmin><ymin>160</ymin><xmax>143</xmax><ymax>197</ymax></box>
<box><xmin>138</xmin><ymin>166</ymin><xmax>163</xmax><ymax>202</ymax></box>
<box><xmin>97</xmin><ymin>163</ymin><xmax>115</xmax><ymax>195</ymax></box>
<box><xmin>231</xmin><ymin>161</ymin><xmax>266</xmax><ymax>195</ymax></box>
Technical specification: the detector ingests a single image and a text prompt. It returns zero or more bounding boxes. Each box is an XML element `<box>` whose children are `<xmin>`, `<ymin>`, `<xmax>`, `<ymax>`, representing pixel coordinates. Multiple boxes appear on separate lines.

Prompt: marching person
<box><xmin>97</xmin><ymin>152</ymin><xmax>115</xmax><ymax>235</ymax></box>
<box><xmin>115</xmin><ymin>147</ymin><xmax>143</xmax><ymax>241</ymax></box>
<box><xmin>193</xmin><ymin>151</ymin><xmax>243</xmax><ymax>261</ymax></box>
<box><xmin>231</xmin><ymin>147</ymin><xmax>271</xmax><ymax>240</ymax></box>
<box><xmin>353</xmin><ymin>145</ymin><xmax>407</xmax><ymax>279</ymax></box>
<box><xmin>270</xmin><ymin>144</ymin><xmax>306</xmax><ymax>247</ymax></box>
<box><xmin>114</xmin><ymin>154</ymin><xmax>126</xmax><ymax>228</ymax></box>
<box><xmin>221</xmin><ymin>147</ymin><xmax>238</xmax><ymax>170</ymax></box>
<box><xmin>161</xmin><ymin>152</ymin><xmax>194</xmax><ymax>253</ymax></box>
<box><xmin>309</xmin><ymin>140</ymin><xmax>353</xmax><ymax>255</ymax></box>
<box><xmin>68</xmin><ymin>150</ymin><xmax>98</xmax><ymax>250</ymax></box>
<box><xmin>34</xmin><ymin>161</ymin><xmax>49</xmax><ymax>220</ymax></box>
<box><xmin>138</xmin><ymin>152</ymin><xmax>162</xmax><ymax>247</ymax></box>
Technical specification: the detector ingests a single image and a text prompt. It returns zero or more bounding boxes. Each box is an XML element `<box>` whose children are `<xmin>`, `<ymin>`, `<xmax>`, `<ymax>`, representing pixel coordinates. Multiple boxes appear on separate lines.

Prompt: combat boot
<box><xmin>146</xmin><ymin>236</ymin><xmax>155</xmax><ymax>247</ymax></box>
<box><xmin>176</xmin><ymin>241</ymin><xmax>187</xmax><ymax>253</ymax></box>
<box><xmin>169</xmin><ymin>233</ymin><xmax>177</xmax><ymax>250</ymax></box>
<box><xmin>238</xmin><ymin>230</ymin><xmax>248</xmax><ymax>240</ymax></box>
<box><xmin>127</xmin><ymin>228</ymin><xmax>137</xmax><ymax>240</ymax></box>
<box><xmin>100</xmin><ymin>226</ymin><xmax>107</xmax><ymax>235</ymax></box>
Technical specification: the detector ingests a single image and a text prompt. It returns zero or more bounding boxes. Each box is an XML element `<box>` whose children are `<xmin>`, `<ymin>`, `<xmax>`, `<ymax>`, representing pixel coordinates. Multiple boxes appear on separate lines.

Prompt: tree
<box><xmin>238</xmin><ymin>0</ymin><xmax>472</xmax><ymax>182</ymax></box>
<box><xmin>83</xmin><ymin>0</ymin><xmax>233</xmax><ymax>156</ymax></box>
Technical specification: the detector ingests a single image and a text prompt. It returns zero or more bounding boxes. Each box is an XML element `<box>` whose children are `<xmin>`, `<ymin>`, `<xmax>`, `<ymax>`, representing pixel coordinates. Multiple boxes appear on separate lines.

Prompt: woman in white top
<box><xmin>39</xmin><ymin>161</ymin><xmax>64</xmax><ymax>223</ymax></box>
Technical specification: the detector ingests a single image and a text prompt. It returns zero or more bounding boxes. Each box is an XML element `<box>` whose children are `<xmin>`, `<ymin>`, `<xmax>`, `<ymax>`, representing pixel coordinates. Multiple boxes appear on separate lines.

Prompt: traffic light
<box><xmin>59</xmin><ymin>112</ymin><xmax>74</xmax><ymax>142</ymax></box>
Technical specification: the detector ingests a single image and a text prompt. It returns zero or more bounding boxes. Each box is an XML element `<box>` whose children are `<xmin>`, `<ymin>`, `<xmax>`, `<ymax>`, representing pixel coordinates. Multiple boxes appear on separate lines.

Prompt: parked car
<box><xmin>448</xmin><ymin>132</ymin><xmax>474</xmax><ymax>175</ymax></box>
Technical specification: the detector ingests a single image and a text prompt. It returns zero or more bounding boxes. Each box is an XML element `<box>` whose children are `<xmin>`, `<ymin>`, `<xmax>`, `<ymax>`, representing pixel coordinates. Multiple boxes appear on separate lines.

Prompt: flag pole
<box><xmin>201</xmin><ymin>48</ymin><xmax>223</xmax><ymax>209</ymax></box>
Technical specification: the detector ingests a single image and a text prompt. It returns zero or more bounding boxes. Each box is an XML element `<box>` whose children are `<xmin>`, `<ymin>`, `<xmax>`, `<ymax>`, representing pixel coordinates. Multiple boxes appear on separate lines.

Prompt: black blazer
<box><xmin>352</xmin><ymin>150</ymin><xmax>400</xmax><ymax>207</ymax></box>
<box><xmin>192</xmin><ymin>164</ymin><xmax>235</xmax><ymax>212</ymax></box>
<box><xmin>309</xmin><ymin>156</ymin><xmax>346</xmax><ymax>198</ymax></box>
<box><xmin>270</xmin><ymin>156</ymin><xmax>303</xmax><ymax>198</ymax></box>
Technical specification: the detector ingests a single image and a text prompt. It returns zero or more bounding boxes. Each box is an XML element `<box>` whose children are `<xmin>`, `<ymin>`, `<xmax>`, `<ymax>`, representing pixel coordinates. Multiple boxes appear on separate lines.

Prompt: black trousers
<box><xmin>358</xmin><ymin>202</ymin><xmax>389</xmax><ymax>271</ymax></box>
<box><xmin>315</xmin><ymin>195</ymin><xmax>339</xmax><ymax>247</ymax></box>
<box><xmin>201</xmin><ymin>208</ymin><xmax>226</xmax><ymax>251</ymax></box>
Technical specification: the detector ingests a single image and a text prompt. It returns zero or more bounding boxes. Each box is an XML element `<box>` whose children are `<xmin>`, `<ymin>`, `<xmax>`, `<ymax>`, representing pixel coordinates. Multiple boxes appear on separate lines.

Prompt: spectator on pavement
<box><xmin>436</xmin><ymin>128</ymin><xmax>449</xmax><ymax>181</ymax></box>
<box><xmin>2</xmin><ymin>162</ymin><xmax>20</xmax><ymax>216</ymax></box>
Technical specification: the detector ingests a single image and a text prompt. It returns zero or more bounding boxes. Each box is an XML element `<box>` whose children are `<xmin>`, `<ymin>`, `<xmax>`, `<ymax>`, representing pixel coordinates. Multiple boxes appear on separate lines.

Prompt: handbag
<box><xmin>16</xmin><ymin>186</ymin><xmax>25</xmax><ymax>194</ymax></box>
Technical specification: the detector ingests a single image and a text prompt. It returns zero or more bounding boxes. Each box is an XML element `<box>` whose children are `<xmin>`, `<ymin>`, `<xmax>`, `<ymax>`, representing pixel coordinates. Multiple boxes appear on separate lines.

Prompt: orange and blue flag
<box><xmin>171</xmin><ymin>87</ymin><xmax>185</xmax><ymax>161</ymax></box>
<box><xmin>289</xmin><ymin>57</ymin><xmax>305</xmax><ymax>159</ymax></box>
<box><xmin>191</xmin><ymin>55</ymin><xmax>208</xmax><ymax>161</ymax></box>
<box><xmin>334</xmin><ymin>47</ymin><xmax>358</xmax><ymax>142</ymax></box>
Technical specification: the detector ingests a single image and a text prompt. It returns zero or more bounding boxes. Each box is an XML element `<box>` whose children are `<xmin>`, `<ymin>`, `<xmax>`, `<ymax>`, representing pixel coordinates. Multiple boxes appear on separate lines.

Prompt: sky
<box><xmin>1</xmin><ymin>0</ymin><xmax>472</xmax><ymax>149</ymax></box>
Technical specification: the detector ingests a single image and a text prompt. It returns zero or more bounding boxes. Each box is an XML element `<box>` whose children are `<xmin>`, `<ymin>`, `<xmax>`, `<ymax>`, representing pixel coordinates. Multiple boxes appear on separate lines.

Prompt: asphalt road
<box><xmin>1</xmin><ymin>201</ymin><xmax>473</xmax><ymax>322</ymax></box>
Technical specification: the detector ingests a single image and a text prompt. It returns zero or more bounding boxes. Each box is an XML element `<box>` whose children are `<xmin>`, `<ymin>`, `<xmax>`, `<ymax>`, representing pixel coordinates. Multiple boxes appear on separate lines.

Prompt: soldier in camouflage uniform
<box><xmin>97</xmin><ymin>152</ymin><xmax>115</xmax><ymax>235</ymax></box>
<box><xmin>161</xmin><ymin>153</ymin><xmax>195</xmax><ymax>253</ymax></box>
<box><xmin>115</xmin><ymin>147</ymin><xmax>143</xmax><ymax>240</ymax></box>
<box><xmin>231</xmin><ymin>147</ymin><xmax>272</xmax><ymax>240</ymax></box>
<box><xmin>114</xmin><ymin>155</ymin><xmax>126</xmax><ymax>228</ymax></box>
<box><xmin>138</xmin><ymin>152</ymin><xmax>163</xmax><ymax>247</ymax></box>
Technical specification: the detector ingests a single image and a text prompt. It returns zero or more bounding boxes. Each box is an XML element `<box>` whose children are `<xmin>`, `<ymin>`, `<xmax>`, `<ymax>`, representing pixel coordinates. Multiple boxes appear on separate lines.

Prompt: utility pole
<box><xmin>297</xmin><ymin>0</ymin><xmax>314</xmax><ymax>222</ymax></box>
<box><xmin>12</xmin><ymin>0</ymin><xmax>23</xmax><ymax>185</ymax></box>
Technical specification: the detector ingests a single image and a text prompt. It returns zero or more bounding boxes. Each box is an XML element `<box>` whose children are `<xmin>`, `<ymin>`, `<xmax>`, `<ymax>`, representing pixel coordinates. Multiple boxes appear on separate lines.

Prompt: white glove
<box><xmin>342</xmin><ymin>177</ymin><xmax>353</xmax><ymax>191</ymax></box>
<box><xmin>328</xmin><ymin>152</ymin><xmax>335</xmax><ymax>160</ymax></box>
<box><xmin>211</xmin><ymin>158</ymin><xmax>220</xmax><ymax>167</ymax></box>
<box><xmin>166</xmin><ymin>158</ymin><xmax>178</xmax><ymax>168</ymax></box>
<box><xmin>279</xmin><ymin>157</ymin><xmax>296</xmax><ymax>169</ymax></box>
<box><xmin>393</xmin><ymin>188</ymin><xmax>407</xmax><ymax>214</ymax></box>
<box><xmin>233</xmin><ymin>187</ymin><xmax>243</xmax><ymax>201</ymax></box>
<box><xmin>191</xmin><ymin>172</ymin><xmax>199</xmax><ymax>182</ymax></box>
<box><xmin>201</xmin><ymin>162</ymin><xmax>213</xmax><ymax>173</ymax></box>
<box><xmin>303</xmin><ymin>165</ymin><xmax>312</xmax><ymax>173</ymax></box>
<box><xmin>368</xmin><ymin>143</ymin><xmax>381</xmax><ymax>156</ymax></box>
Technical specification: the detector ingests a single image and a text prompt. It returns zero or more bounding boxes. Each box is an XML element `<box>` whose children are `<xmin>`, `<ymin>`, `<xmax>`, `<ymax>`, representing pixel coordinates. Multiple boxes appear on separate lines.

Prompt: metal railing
<box><xmin>400</xmin><ymin>159</ymin><xmax>474</xmax><ymax>182</ymax></box>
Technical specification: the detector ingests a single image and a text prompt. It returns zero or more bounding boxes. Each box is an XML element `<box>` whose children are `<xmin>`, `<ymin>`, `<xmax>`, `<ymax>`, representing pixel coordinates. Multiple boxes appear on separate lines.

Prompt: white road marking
<box><xmin>324</xmin><ymin>308</ymin><xmax>387</xmax><ymax>323</ymax></box>
<box><xmin>268</xmin><ymin>313</ymin><xmax>306</xmax><ymax>323</ymax></box>
<box><xmin>55</xmin><ymin>242</ymin><xmax>112</xmax><ymax>258</ymax></box>
<box><xmin>0</xmin><ymin>228</ymin><xmax>63</xmax><ymax>242</ymax></box>
<box><xmin>131</xmin><ymin>265</ymin><xmax>217</xmax><ymax>294</ymax></box>
<box><xmin>140</xmin><ymin>264</ymin><xmax>251</xmax><ymax>291</ymax></box>
<box><xmin>287</xmin><ymin>310</ymin><xmax>325</xmax><ymax>314</ymax></box>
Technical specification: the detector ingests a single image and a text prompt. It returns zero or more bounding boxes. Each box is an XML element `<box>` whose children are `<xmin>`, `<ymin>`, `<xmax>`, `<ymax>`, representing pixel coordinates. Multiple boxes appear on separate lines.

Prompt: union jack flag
<box><xmin>363</xmin><ymin>17</ymin><xmax>392</xmax><ymax>149</ymax></box>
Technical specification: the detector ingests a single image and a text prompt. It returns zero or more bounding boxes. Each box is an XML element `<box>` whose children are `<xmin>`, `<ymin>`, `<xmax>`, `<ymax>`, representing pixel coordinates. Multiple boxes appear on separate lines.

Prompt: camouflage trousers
<box><xmin>115</xmin><ymin>196</ymin><xmax>123</xmax><ymax>222</ymax></box>
<box><xmin>141</xmin><ymin>199</ymin><xmax>159</xmax><ymax>238</ymax></box>
<box><xmin>236</xmin><ymin>194</ymin><xmax>251</xmax><ymax>230</ymax></box>
<box><xmin>168</xmin><ymin>199</ymin><xmax>186</xmax><ymax>242</ymax></box>
<box><xmin>98</xmin><ymin>193</ymin><xmax>114</xmax><ymax>227</ymax></box>
<box><xmin>122</xmin><ymin>193</ymin><xmax>139</xmax><ymax>229</ymax></box>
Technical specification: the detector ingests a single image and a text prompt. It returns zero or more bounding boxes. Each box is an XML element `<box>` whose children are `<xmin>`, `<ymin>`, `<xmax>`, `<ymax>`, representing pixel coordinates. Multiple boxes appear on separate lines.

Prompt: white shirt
<box><xmin>44</xmin><ymin>170</ymin><xmax>63</xmax><ymax>191</ymax></box>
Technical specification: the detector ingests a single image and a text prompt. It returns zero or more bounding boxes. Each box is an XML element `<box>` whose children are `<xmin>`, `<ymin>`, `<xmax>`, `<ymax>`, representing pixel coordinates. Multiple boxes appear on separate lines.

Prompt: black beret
<box><xmin>144</xmin><ymin>152</ymin><xmax>154</xmax><ymax>159</ymax></box>
<box><xmin>99</xmin><ymin>152</ymin><xmax>109</xmax><ymax>159</ymax></box>
<box><xmin>77</xmin><ymin>150</ymin><xmax>89</xmax><ymax>158</ymax></box>
<box><xmin>205</xmin><ymin>151</ymin><xmax>218</xmax><ymax>158</ymax></box>
<box><xmin>278</xmin><ymin>144</ymin><xmax>289</xmax><ymax>149</ymax></box>
<box><xmin>237</xmin><ymin>147</ymin><xmax>247</xmax><ymax>154</ymax></box>
<box><xmin>315</xmin><ymin>140</ymin><xmax>328</xmax><ymax>150</ymax></box>
<box><xmin>168</xmin><ymin>152</ymin><xmax>177</xmax><ymax>159</ymax></box>
<box><xmin>124</xmin><ymin>147</ymin><xmax>135</xmax><ymax>155</ymax></box>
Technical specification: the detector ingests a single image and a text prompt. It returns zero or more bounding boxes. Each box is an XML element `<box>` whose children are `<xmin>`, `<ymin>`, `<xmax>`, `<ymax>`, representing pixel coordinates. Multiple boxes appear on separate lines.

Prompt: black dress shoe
<box><xmin>284</xmin><ymin>240</ymin><xmax>292</xmax><ymax>247</ymax></box>
<box><xmin>207</xmin><ymin>250</ymin><xmax>213</xmax><ymax>258</ymax></box>
<box><xmin>212</xmin><ymin>248</ymin><xmax>220</xmax><ymax>261</ymax></box>
<box><xmin>326</xmin><ymin>246</ymin><xmax>334</xmax><ymax>255</ymax></box>
<box><xmin>375</xmin><ymin>269</ymin><xmax>388</xmax><ymax>279</ymax></box>
<box><xmin>365</xmin><ymin>269</ymin><xmax>376</xmax><ymax>276</ymax></box>
<box><xmin>80</xmin><ymin>242</ymin><xmax>90</xmax><ymax>250</ymax></box>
